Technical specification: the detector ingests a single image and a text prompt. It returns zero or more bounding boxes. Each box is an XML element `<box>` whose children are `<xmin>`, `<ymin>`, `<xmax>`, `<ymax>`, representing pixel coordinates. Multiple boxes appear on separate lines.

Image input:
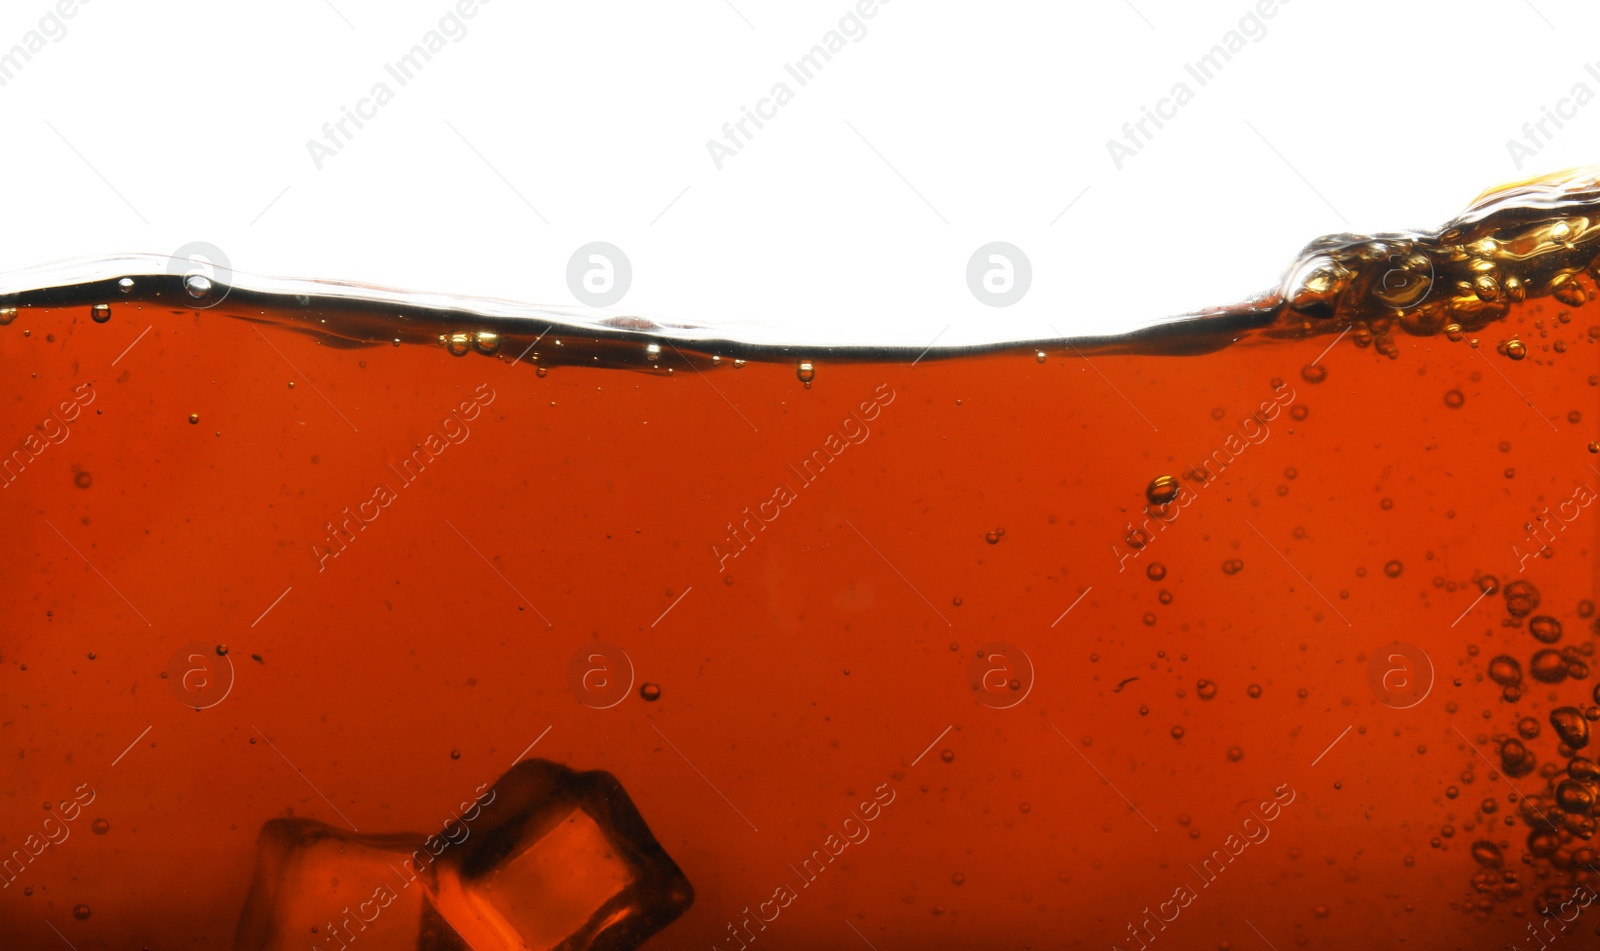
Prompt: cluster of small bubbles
<box><xmin>1221</xmin><ymin>559</ymin><xmax>1244</xmax><ymax>575</ymax></box>
<box><xmin>985</xmin><ymin>528</ymin><xmax>1005</xmax><ymax>545</ymax></box>
<box><xmin>1196</xmin><ymin>680</ymin><xmax>1217</xmax><ymax>700</ymax></box>
<box><xmin>90</xmin><ymin>303</ymin><xmax>111</xmax><ymax>323</ymax></box>
<box><xmin>1504</xmin><ymin>580</ymin><xmax>1540</xmax><ymax>618</ymax></box>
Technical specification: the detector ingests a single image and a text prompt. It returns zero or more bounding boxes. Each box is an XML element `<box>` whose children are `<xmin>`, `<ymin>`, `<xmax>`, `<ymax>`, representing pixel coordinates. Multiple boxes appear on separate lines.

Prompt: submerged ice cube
<box><xmin>233</xmin><ymin>819</ymin><xmax>447</xmax><ymax>951</ymax></box>
<box><xmin>234</xmin><ymin>759</ymin><xmax>692</xmax><ymax>951</ymax></box>
<box><xmin>423</xmin><ymin>759</ymin><xmax>694</xmax><ymax>950</ymax></box>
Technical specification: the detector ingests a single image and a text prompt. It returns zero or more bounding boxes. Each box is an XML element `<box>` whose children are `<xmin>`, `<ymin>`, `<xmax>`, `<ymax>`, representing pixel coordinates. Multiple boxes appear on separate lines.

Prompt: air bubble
<box><xmin>1504</xmin><ymin>339</ymin><xmax>1527</xmax><ymax>360</ymax></box>
<box><xmin>445</xmin><ymin>333</ymin><xmax>472</xmax><ymax>356</ymax></box>
<box><xmin>90</xmin><ymin>304</ymin><xmax>111</xmax><ymax>323</ymax></box>
<box><xmin>797</xmin><ymin>362</ymin><xmax>815</xmax><ymax>387</ymax></box>
<box><xmin>1146</xmin><ymin>475</ymin><xmax>1180</xmax><ymax>506</ymax></box>
<box><xmin>117</xmin><ymin>278</ymin><xmax>134</xmax><ymax>293</ymax></box>
<box><xmin>185</xmin><ymin>275</ymin><xmax>213</xmax><ymax>299</ymax></box>
<box><xmin>641</xmin><ymin>683</ymin><xmax>661</xmax><ymax>702</ymax></box>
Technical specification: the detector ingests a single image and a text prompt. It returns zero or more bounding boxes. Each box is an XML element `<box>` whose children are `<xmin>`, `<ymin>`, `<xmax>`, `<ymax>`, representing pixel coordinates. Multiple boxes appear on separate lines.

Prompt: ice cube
<box><xmin>233</xmin><ymin>818</ymin><xmax>462</xmax><ymax>951</ymax></box>
<box><xmin>423</xmin><ymin>759</ymin><xmax>694</xmax><ymax>950</ymax></box>
<box><xmin>234</xmin><ymin>759</ymin><xmax>692</xmax><ymax>951</ymax></box>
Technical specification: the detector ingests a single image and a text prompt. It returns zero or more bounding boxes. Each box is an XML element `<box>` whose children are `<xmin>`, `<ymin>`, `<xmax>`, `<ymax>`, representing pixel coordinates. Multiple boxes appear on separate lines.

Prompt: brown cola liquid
<box><xmin>0</xmin><ymin>169</ymin><xmax>1597</xmax><ymax>949</ymax></box>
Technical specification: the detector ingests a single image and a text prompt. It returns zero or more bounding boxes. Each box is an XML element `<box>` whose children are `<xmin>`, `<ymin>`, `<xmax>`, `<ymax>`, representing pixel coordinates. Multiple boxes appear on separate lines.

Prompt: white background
<box><xmin>0</xmin><ymin>0</ymin><xmax>1595</xmax><ymax>345</ymax></box>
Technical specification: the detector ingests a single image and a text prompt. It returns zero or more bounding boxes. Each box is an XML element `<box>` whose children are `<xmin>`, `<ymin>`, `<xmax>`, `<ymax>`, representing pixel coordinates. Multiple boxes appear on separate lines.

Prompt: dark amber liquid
<box><xmin>2</xmin><ymin>173</ymin><xmax>1599</xmax><ymax>949</ymax></box>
